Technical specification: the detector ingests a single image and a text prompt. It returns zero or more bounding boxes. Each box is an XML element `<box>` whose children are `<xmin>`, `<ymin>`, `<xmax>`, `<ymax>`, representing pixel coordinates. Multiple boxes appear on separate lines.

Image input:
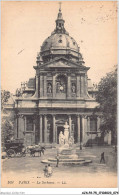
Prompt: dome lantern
<box><xmin>55</xmin><ymin>2</ymin><xmax>65</xmax><ymax>34</ymax></box>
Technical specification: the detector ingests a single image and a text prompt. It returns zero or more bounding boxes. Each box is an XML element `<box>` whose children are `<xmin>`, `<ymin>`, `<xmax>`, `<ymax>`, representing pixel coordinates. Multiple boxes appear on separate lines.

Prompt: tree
<box><xmin>96</xmin><ymin>66</ymin><xmax>117</xmax><ymax>144</ymax></box>
<box><xmin>1</xmin><ymin>90</ymin><xmax>15</xmax><ymax>148</ymax></box>
<box><xmin>1</xmin><ymin>90</ymin><xmax>10</xmax><ymax>110</ymax></box>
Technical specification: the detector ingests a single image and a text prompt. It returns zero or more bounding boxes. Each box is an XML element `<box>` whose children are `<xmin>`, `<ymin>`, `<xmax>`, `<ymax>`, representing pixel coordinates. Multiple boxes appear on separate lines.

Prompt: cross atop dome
<box><xmin>59</xmin><ymin>2</ymin><xmax>62</xmax><ymax>12</ymax></box>
<box><xmin>55</xmin><ymin>2</ymin><xmax>65</xmax><ymax>33</ymax></box>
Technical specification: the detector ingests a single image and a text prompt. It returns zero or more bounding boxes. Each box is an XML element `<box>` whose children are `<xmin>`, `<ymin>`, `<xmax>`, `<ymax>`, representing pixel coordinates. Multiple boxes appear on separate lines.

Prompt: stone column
<box><xmin>18</xmin><ymin>115</ymin><xmax>24</xmax><ymax>139</ymax></box>
<box><xmin>80</xmin><ymin>75</ymin><xmax>84</xmax><ymax>98</ymax></box>
<box><xmin>24</xmin><ymin>116</ymin><xmax>26</xmax><ymax>132</ymax></box>
<box><xmin>82</xmin><ymin>115</ymin><xmax>89</xmax><ymax>145</ymax></box>
<box><xmin>97</xmin><ymin>116</ymin><xmax>101</xmax><ymax>137</ymax></box>
<box><xmin>39</xmin><ymin>115</ymin><xmax>42</xmax><ymax>143</ymax></box>
<box><xmin>33</xmin><ymin>121</ymin><xmax>35</xmax><ymax>132</ymax></box>
<box><xmin>33</xmin><ymin>118</ymin><xmax>36</xmax><ymax>144</ymax></box>
<box><xmin>84</xmin><ymin>116</ymin><xmax>87</xmax><ymax>132</ymax></box>
<box><xmin>14</xmin><ymin>117</ymin><xmax>17</xmax><ymax>139</ymax></box>
<box><xmin>82</xmin><ymin>116</ymin><xmax>85</xmax><ymax>142</ymax></box>
<box><xmin>77</xmin><ymin>115</ymin><xmax>80</xmax><ymax>143</ymax></box>
<box><xmin>43</xmin><ymin>74</ymin><xmax>47</xmax><ymax>97</ymax></box>
<box><xmin>44</xmin><ymin>115</ymin><xmax>47</xmax><ymax>143</ymax></box>
<box><xmin>76</xmin><ymin>75</ymin><xmax>80</xmax><ymax>97</ymax></box>
<box><xmin>34</xmin><ymin>75</ymin><xmax>39</xmax><ymax>98</ymax></box>
<box><xmin>23</xmin><ymin>116</ymin><xmax>26</xmax><ymax>145</ymax></box>
<box><xmin>53</xmin><ymin>115</ymin><xmax>56</xmax><ymax>143</ymax></box>
<box><xmin>87</xmin><ymin>116</ymin><xmax>90</xmax><ymax>132</ymax></box>
<box><xmin>55</xmin><ymin>126</ymin><xmax>57</xmax><ymax>144</ymax></box>
<box><xmin>67</xmin><ymin>74</ymin><xmax>71</xmax><ymax>98</ymax></box>
<box><xmin>68</xmin><ymin>115</ymin><xmax>72</xmax><ymax>137</ymax></box>
<box><xmin>97</xmin><ymin>116</ymin><xmax>101</xmax><ymax>132</ymax></box>
<box><xmin>18</xmin><ymin>116</ymin><xmax>21</xmax><ymax>139</ymax></box>
<box><xmin>16</xmin><ymin>115</ymin><xmax>19</xmax><ymax>138</ymax></box>
<box><xmin>40</xmin><ymin>74</ymin><xmax>43</xmax><ymax>97</ymax></box>
<box><xmin>52</xmin><ymin>73</ymin><xmax>56</xmax><ymax>98</ymax></box>
<box><xmin>84</xmin><ymin>73</ymin><xmax>88</xmax><ymax>97</ymax></box>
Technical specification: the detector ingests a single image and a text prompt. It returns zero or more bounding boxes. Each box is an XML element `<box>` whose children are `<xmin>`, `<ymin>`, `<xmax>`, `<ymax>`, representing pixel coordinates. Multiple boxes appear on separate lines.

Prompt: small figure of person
<box><xmin>21</xmin><ymin>146</ymin><xmax>26</xmax><ymax>157</ymax></box>
<box><xmin>69</xmin><ymin>136</ymin><xmax>74</xmax><ymax>147</ymax></box>
<box><xmin>100</xmin><ymin>152</ymin><xmax>105</xmax><ymax>163</ymax></box>
<box><xmin>43</xmin><ymin>165</ymin><xmax>48</xmax><ymax>177</ymax></box>
<box><xmin>71</xmin><ymin>83</ymin><xmax>76</xmax><ymax>93</ymax></box>
<box><xmin>59</xmin><ymin>131</ymin><xmax>65</xmax><ymax>145</ymax></box>
<box><xmin>47</xmin><ymin>164</ymin><xmax>53</xmax><ymax>177</ymax></box>
<box><xmin>56</xmin><ymin>154</ymin><xmax>59</xmax><ymax>167</ymax></box>
<box><xmin>47</xmin><ymin>83</ymin><xmax>52</xmax><ymax>93</ymax></box>
<box><xmin>59</xmin><ymin>84</ymin><xmax>64</xmax><ymax>93</ymax></box>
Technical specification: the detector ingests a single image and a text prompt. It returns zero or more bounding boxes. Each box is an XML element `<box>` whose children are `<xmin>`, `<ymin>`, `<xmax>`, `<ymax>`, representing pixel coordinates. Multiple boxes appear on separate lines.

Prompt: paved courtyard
<box><xmin>1</xmin><ymin>146</ymin><xmax>117</xmax><ymax>188</ymax></box>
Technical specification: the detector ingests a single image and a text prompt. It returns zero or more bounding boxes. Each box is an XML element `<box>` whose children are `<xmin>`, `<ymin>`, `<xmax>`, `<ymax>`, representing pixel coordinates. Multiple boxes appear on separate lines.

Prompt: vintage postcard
<box><xmin>1</xmin><ymin>1</ymin><xmax>118</xmax><ymax>189</ymax></box>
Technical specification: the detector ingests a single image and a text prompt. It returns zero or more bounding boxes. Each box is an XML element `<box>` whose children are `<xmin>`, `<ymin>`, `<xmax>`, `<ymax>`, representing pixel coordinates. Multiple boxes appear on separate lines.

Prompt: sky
<box><xmin>1</xmin><ymin>1</ymin><xmax>117</xmax><ymax>94</ymax></box>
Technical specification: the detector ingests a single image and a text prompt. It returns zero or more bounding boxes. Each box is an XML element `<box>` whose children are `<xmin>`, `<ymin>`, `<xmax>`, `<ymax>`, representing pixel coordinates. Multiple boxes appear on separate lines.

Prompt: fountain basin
<box><xmin>41</xmin><ymin>158</ymin><xmax>92</xmax><ymax>166</ymax></box>
<box><xmin>41</xmin><ymin>145</ymin><xmax>92</xmax><ymax>166</ymax></box>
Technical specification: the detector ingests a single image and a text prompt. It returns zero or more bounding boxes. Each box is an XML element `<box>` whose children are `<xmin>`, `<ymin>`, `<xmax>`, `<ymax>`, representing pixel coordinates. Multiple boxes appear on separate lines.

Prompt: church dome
<box><xmin>41</xmin><ymin>33</ymin><xmax>79</xmax><ymax>53</ymax></box>
<box><xmin>38</xmin><ymin>6</ymin><xmax>83</xmax><ymax>64</ymax></box>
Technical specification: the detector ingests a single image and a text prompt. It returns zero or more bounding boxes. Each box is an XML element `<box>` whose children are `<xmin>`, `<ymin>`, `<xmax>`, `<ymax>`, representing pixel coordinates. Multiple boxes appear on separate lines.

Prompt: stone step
<box><xmin>58</xmin><ymin>154</ymin><xmax>78</xmax><ymax>159</ymax></box>
<box><xmin>43</xmin><ymin>158</ymin><xmax>86</xmax><ymax>162</ymax></box>
<box><xmin>79</xmin><ymin>155</ymin><xmax>97</xmax><ymax>158</ymax></box>
<box><xmin>62</xmin><ymin>160</ymin><xmax>92</xmax><ymax>166</ymax></box>
<box><xmin>41</xmin><ymin>159</ymin><xmax>92</xmax><ymax>165</ymax></box>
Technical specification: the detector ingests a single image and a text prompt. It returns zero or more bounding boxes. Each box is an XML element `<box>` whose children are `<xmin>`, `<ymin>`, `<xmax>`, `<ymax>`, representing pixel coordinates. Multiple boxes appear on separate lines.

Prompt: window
<box><xmin>59</xmin><ymin>23</ymin><xmax>61</xmax><ymax>27</ymax></box>
<box><xmin>58</xmin><ymin>39</ymin><xmax>62</xmax><ymax>43</ymax></box>
<box><xmin>90</xmin><ymin>118</ymin><xmax>97</xmax><ymax>132</ymax></box>
<box><xmin>26</xmin><ymin>116</ymin><xmax>33</xmax><ymax>131</ymax></box>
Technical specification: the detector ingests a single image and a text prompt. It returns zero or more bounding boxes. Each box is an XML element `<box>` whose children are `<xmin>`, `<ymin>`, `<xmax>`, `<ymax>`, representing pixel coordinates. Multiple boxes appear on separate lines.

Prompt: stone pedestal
<box><xmin>57</xmin><ymin>147</ymin><xmax>78</xmax><ymax>160</ymax></box>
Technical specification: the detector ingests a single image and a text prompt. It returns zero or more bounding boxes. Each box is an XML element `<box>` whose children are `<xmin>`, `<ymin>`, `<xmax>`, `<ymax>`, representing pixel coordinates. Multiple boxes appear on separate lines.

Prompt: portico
<box><xmin>15</xmin><ymin>112</ymin><xmax>101</xmax><ymax>146</ymax></box>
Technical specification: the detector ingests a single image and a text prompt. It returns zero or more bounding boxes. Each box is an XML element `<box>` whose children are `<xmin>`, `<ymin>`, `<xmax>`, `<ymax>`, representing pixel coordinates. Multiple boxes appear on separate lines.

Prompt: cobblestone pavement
<box><xmin>2</xmin><ymin>146</ymin><xmax>117</xmax><ymax>177</ymax></box>
<box><xmin>1</xmin><ymin>146</ymin><xmax>117</xmax><ymax>188</ymax></box>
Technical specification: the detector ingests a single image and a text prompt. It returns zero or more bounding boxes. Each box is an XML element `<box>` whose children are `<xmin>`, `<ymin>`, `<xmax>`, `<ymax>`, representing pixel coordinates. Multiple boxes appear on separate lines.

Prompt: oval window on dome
<box><xmin>58</xmin><ymin>39</ymin><xmax>62</xmax><ymax>43</ymax></box>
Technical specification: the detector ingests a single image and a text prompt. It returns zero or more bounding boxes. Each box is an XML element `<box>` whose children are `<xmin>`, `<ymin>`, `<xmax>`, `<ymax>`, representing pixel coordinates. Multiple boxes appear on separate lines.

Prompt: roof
<box><xmin>41</xmin><ymin>33</ymin><xmax>79</xmax><ymax>54</ymax></box>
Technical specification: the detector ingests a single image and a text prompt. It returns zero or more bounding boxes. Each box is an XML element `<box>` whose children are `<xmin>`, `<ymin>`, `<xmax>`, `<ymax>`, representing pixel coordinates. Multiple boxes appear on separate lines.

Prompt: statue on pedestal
<box><xmin>58</xmin><ymin>122</ymin><xmax>74</xmax><ymax>148</ymax></box>
<box><xmin>69</xmin><ymin>136</ymin><xmax>74</xmax><ymax>147</ymax></box>
<box><xmin>64</xmin><ymin>122</ymin><xmax>69</xmax><ymax>145</ymax></box>
<box><xmin>59</xmin><ymin>131</ymin><xmax>65</xmax><ymax>145</ymax></box>
<box><xmin>47</xmin><ymin>83</ymin><xmax>52</xmax><ymax>93</ymax></box>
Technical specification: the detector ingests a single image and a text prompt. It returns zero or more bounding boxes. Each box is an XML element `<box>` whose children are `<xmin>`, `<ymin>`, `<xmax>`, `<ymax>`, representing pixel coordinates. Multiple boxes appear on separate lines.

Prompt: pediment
<box><xmin>47</xmin><ymin>60</ymin><xmax>75</xmax><ymax>68</ymax></box>
<box><xmin>40</xmin><ymin>57</ymin><xmax>88</xmax><ymax>70</ymax></box>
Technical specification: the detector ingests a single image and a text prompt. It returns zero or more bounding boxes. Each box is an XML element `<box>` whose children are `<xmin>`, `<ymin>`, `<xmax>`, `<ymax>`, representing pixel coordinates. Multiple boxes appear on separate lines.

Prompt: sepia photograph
<box><xmin>1</xmin><ymin>1</ymin><xmax>118</xmax><ymax>189</ymax></box>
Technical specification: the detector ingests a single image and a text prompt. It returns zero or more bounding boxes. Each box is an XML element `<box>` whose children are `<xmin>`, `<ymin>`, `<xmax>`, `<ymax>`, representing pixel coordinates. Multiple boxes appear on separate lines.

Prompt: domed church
<box><xmin>14</xmin><ymin>6</ymin><xmax>101</xmax><ymax>146</ymax></box>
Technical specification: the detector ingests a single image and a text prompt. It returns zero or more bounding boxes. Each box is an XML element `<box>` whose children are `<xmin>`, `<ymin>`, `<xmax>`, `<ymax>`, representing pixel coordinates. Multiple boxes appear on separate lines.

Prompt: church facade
<box><xmin>14</xmin><ymin>7</ymin><xmax>101</xmax><ymax>146</ymax></box>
